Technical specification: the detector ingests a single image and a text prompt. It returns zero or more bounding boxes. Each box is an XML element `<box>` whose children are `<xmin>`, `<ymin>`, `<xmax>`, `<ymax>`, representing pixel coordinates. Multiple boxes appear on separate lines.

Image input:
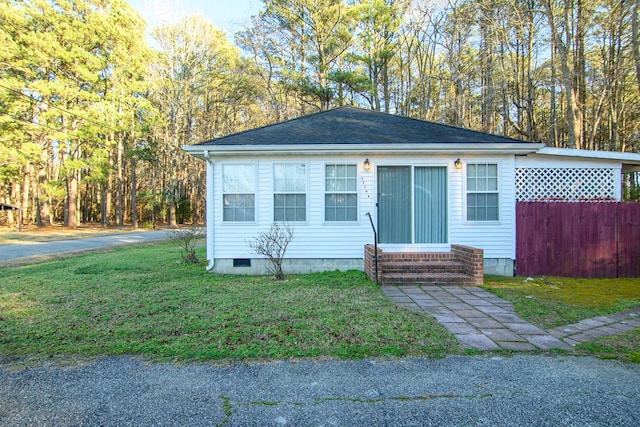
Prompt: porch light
<box><xmin>364</xmin><ymin>158</ymin><xmax>371</xmax><ymax>171</ymax></box>
<box><xmin>454</xmin><ymin>158</ymin><xmax>462</xmax><ymax>170</ymax></box>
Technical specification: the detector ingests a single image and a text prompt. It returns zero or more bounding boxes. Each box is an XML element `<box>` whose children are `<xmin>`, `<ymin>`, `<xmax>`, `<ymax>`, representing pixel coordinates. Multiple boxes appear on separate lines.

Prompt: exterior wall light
<box><xmin>364</xmin><ymin>158</ymin><xmax>371</xmax><ymax>171</ymax></box>
<box><xmin>454</xmin><ymin>158</ymin><xmax>462</xmax><ymax>170</ymax></box>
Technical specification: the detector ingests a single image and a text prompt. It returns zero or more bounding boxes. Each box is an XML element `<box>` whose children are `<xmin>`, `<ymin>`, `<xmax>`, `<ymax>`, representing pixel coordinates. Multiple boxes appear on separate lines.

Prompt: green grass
<box><xmin>575</xmin><ymin>329</ymin><xmax>640</xmax><ymax>363</ymax></box>
<box><xmin>482</xmin><ymin>275</ymin><xmax>640</xmax><ymax>329</ymax></box>
<box><xmin>0</xmin><ymin>242</ymin><xmax>461</xmax><ymax>363</ymax></box>
<box><xmin>482</xmin><ymin>275</ymin><xmax>640</xmax><ymax>363</ymax></box>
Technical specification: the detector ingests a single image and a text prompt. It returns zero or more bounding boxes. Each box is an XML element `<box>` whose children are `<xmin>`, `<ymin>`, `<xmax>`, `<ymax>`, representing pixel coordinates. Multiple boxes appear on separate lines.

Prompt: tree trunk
<box><xmin>100</xmin><ymin>181</ymin><xmax>107</xmax><ymax>226</ymax></box>
<box><xmin>131</xmin><ymin>156</ymin><xmax>138</xmax><ymax>228</ymax></box>
<box><xmin>632</xmin><ymin>1</ymin><xmax>640</xmax><ymax>96</ymax></box>
<box><xmin>382</xmin><ymin>62</ymin><xmax>390</xmax><ymax>113</ymax></box>
<box><xmin>35</xmin><ymin>197</ymin><xmax>42</xmax><ymax>227</ymax></box>
<box><xmin>525</xmin><ymin>4</ymin><xmax>538</xmax><ymax>142</ymax></box>
<box><xmin>549</xmin><ymin>19</ymin><xmax>558</xmax><ymax>146</ymax></box>
<box><xmin>575</xmin><ymin>0</ymin><xmax>587</xmax><ymax>148</ymax></box>
<box><xmin>66</xmin><ymin>170</ymin><xmax>78</xmax><ymax>227</ymax></box>
<box><xmin>21</xmin><ymin>165</ymin><xmax>31</xmax><ymax>225</ymax></box>
<box><xmin>545</xmin><ymin>0</ymin><xmax>583</xmax><ymax>149</ymax></box>
<box><xmin>37</xmin><ymin>180</ymin><xmax>51</xmax><ymax>227</ymax></box>
<box><xmin>116</xmin><ymin>132</ymin><xmax>124</xmax><ymax>227</ymax></box>
<box><xmin>479</xmin><ymin>5</ymin><xmax>494</xmax><ymax>134</ymax></box>
<box><xmin>36</xmin><ymin>138</ymin><xmax>51</xmax><ymax>227</ymax></box>
<box><xmin>372</xmin><ymin>62</ymin><xmax>381</xmax><ymax>111</ymax></box>
<box><xmin>563</xmin><ymin>1</ymin><xmax>582</xmax><ymax>148</ymax></box>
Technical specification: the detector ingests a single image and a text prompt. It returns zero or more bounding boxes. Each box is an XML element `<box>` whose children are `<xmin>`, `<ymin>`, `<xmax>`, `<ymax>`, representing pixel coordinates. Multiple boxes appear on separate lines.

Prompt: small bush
<box><xmin>168</xmin><ymin>227</ymin><xmax>205</xmax><ymax>263</ymax></box>
<box><xmin>247</xmin><ymin>222</ymin><xmax>294</xmax><ymax>280</ymax></box>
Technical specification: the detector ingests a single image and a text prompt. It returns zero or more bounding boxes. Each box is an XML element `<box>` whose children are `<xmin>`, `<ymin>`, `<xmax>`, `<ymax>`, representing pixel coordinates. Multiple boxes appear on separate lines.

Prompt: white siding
<box><xmin>449</xmin><ymin>155</ymin><xmax>516</xmax><ymax>259</ymax></box>
<box><xmin>209</xmin><ymin>154</ymin><xmax>517</xmax><ymax>261</ymax></box>
<box><xmin>212</xmin><ymin>156</ymin><xmax>374</xmax><ymax>260</ymax></box>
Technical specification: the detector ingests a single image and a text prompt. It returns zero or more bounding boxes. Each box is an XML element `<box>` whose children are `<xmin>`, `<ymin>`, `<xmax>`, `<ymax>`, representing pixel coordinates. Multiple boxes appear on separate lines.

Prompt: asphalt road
<box><xmin>0</xmin><ymin>230</ymin><xmax>172</xmax><ymax>263</ymax></box>
<box><xmin>1</xmin><ymin>355</ymin><xmax>639</xmax><ymax>426</ymax></box>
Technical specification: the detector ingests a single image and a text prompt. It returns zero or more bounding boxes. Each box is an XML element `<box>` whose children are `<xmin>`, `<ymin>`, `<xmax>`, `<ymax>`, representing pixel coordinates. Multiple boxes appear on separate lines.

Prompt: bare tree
<box><xmin>247</xmin><ymin>222</ymin><xmax>295</xmax><ymax>280</ymax></box>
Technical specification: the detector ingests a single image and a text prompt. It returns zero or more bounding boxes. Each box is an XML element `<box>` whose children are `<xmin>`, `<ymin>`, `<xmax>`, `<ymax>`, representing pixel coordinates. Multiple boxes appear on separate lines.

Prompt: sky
<box><xmin>127</xmin><ymin>0</ymin><xmax>263</xmax><ymax>37</ymax></box>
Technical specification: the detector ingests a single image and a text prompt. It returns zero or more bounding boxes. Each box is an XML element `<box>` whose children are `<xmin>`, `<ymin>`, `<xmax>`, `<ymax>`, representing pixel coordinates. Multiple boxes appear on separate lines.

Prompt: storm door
<box><xmin>377</xmin><ymin>166</ymin><xmax>447</xmax><ymax>244</ymax></box>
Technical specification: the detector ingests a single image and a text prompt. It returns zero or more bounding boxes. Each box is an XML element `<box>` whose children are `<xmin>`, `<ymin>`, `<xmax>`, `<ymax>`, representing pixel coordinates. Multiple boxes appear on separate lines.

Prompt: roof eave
<box><xmin>537</xmin><ymin>147</ymin><xmax>640</xmax><ymax>164</ymax></box>
<box><xmin>182</xmin><ymin>143</ymin><xmax>544</xmax><ymax>160</ymax></box>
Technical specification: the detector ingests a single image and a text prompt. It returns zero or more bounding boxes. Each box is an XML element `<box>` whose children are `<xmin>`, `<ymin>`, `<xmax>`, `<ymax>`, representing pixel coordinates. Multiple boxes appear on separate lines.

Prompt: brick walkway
<box><xmin>382</xmin><ymin>285</ymin><xmax>640</xmax><ymax>351</ymax></box>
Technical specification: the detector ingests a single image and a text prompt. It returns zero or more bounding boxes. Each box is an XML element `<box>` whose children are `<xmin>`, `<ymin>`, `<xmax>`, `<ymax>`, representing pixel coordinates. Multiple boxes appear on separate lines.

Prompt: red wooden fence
<box><xmin>516</xmin><ymin>202</ymin><xmax>640</xmax><ymax>278</ymax></box>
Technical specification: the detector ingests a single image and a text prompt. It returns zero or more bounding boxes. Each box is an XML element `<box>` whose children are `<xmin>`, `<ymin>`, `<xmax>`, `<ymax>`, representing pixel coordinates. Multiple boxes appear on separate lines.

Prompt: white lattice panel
<box><xmin>516</xmin><ymin>168</ymin><xmax>616</xmax><ymax>201</ymax></box>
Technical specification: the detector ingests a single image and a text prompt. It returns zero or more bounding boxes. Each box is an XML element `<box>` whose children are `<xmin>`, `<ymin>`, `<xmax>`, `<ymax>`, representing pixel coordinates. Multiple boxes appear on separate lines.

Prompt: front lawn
<box><xmin>483</xmin><ymin>275</ymin><xmax>640</xmax><ymax>362</ymax></box>
<box><xmin>0</xmin><ymin>242</ymin><xmax>461</xmax><ymax>363</ymax></box>
<box><xmin>575</xmin><ymin>329</ymin><xmax>640</xmax><ymax>363</ymax></box>
<box><xmin>482</xmin><ymin>275</ymin><xmax>640</xmax><ymax>329</ymax></box>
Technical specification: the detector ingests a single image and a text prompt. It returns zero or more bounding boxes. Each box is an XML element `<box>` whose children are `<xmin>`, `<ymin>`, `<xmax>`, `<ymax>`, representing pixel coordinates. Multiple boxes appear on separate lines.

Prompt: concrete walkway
<box><xmin>548</xmin><ymin>308</ymin><xmax>640</xmax><ymax>346</ymax></box>
<box><xmin>382</xmin><ymin>285</ymin><xmax>640</xmax><ymax>351</ymax></box>
<box><xmin>0</xmin><ymin>230</ymin><xmax>172</xmax><ymax>264</ymax></box>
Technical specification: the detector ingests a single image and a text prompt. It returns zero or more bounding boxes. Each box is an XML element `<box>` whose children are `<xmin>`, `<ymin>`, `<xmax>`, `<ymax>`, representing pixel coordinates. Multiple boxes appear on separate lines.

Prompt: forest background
<box><xmin>1</xmin><ymin>0</ymin><xmax>639</xmax><ymax>228</ymax></box>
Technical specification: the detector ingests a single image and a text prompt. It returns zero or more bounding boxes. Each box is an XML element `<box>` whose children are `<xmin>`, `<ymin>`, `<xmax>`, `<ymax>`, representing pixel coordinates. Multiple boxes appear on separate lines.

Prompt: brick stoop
<box><xmin>381</xmin><ymin>272</ymin><xmax>475</xmax><ymax>286</ymax></box>
<box><xmin>364</xmin><ymin>244</ymin><xmax>483</xmax><ymax>286</ymax></box>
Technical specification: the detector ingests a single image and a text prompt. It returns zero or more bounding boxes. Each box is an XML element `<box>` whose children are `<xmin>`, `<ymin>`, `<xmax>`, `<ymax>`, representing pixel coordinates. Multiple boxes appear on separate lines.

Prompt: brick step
<box><xmin>380</xmin><ymin>272</ymin><xmax>475</xmax><ymax>286</ymax></box>
<box><xmin>380</xmin><ymin>255</ymin><xmax>456</xmax><ymax>263</ymax></box>
<box><xmin>382</xmin><ymin>260</ymin><xmax>469</xmax><ymax>274</ymax></box>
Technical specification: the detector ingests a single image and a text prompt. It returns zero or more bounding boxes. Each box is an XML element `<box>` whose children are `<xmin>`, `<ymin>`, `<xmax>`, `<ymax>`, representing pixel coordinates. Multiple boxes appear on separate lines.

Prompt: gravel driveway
<box><xmin>1</xmin><ymin>355</ymin><xmax>639</xmax><ymax>426</ymax></box>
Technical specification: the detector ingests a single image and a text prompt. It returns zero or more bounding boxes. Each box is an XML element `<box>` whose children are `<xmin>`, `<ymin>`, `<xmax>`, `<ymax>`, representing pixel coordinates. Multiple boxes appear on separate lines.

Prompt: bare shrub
<box><xmin>247</xmin><ymin>222</ymin><xmax>294</xmax><ymax>280</ymax></box>
<box><xmin>168</xmin><ymin>227</ymin><xmax>205</xmax><ymax>263</ymax></box>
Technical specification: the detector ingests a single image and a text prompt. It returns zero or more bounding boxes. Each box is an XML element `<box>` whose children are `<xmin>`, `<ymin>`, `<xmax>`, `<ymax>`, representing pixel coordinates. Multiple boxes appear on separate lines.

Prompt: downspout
<box><xmin>205</xmin><ymin>151</ymin><xmax>215</xmax><ymax>271</ymax></box>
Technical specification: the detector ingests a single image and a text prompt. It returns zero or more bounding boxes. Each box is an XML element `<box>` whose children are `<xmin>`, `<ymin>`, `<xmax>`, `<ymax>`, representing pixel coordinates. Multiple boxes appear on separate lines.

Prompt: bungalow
<box><xmin>183</xmin><ymin>106</ymin><xmax>640</xmax><ymax>283</ymax></box>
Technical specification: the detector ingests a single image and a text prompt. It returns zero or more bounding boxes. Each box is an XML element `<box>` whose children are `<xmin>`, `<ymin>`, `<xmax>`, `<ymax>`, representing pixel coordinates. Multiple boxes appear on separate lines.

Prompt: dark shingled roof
<box><xmin>196</xmin><ymin>106</ymin><xmax>527</xmax><ymax>146</ymax></box>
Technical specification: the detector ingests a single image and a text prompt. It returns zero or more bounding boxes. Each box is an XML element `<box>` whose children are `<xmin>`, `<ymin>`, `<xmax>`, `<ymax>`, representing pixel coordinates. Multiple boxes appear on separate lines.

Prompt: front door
<box><xmin>377</xmin><ymin>166</ymin><xmax>447</xmax><ymax>244</ymax></box>
<box><xmin>378</xmin><ymin>166</ymin><xmax>411</xmax><ymax>243</ymax></box>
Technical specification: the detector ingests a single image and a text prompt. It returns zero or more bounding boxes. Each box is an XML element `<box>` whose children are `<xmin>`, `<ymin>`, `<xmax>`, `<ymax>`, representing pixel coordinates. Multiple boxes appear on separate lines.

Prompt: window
<box><xmin>467</xmin><ymin>163</ymin><xmax>499</xmax><ymax>221</ymax></box>
<box><xmin>222</xmin><ymin>164</ymin><xmax>255</xmax><ymax>222</ymax></box>
<box><xmin>325</xmin><ymin>164</ymin><xmax>357</xmax><ymax>222</ymax></box>
<box><xmin>274</xmin><ymin>163</ymin><xmax>306</xmax><ymax>221</ymax></box>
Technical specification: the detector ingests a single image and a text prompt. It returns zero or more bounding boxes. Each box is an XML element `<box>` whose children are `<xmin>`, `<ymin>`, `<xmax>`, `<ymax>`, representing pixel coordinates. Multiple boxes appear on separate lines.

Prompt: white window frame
<box><xmin>324</xmin><ymin>163</ymin><xmax>358</xmax><ymax>223</ymax></box>
<box><xmin>222</xmin><ymin>163</ymin><xmax>257</xmax><ymax>223</ymax></box>
<box><xmin>466</xmin><ymin>163</ymin><xmax>500</xmax><ymax>222</ymax></box>
<box><xmin>273</xmin><ymin>163</ymin><xmax>307</xmax><ymax>222</ymax></box>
